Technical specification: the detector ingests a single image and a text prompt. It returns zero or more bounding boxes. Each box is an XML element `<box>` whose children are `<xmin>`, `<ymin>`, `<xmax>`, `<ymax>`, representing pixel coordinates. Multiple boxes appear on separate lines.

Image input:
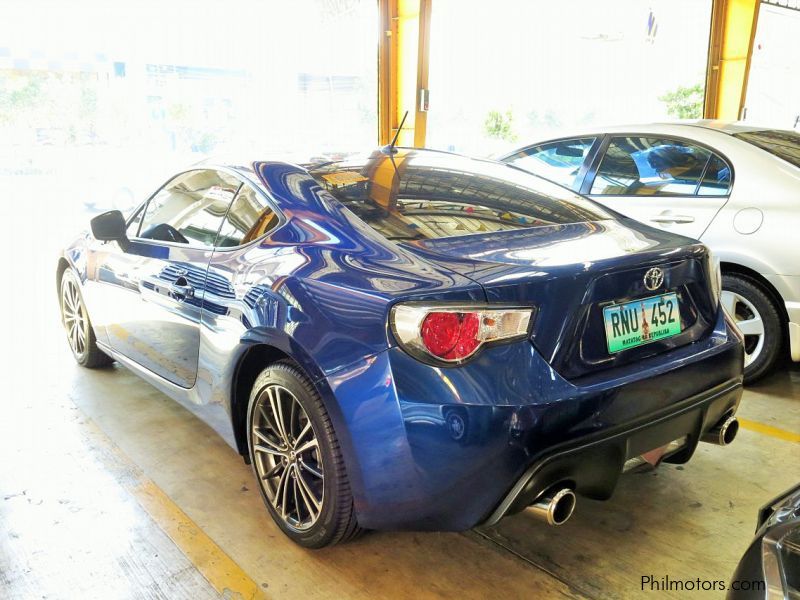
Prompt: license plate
<box><xmin>603</xmin><ymin>292</ymin><xmax>681</xmax><ymax>353</ymax></box>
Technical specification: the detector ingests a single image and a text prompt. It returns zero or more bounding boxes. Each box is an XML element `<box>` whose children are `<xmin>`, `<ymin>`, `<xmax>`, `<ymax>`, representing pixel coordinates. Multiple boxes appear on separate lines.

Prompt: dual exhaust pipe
<box><xmin>525</xmin><ymin>415</ymin><xmax>738</xmax><ymax>527</ymax></box>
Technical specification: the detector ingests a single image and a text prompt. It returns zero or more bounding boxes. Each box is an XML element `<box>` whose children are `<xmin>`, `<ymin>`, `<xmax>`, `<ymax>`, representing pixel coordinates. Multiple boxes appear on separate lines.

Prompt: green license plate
<box><xmin>603</xmin><ymin>292</ymin><xmax>681</xmax><ymax>353</ymax></box>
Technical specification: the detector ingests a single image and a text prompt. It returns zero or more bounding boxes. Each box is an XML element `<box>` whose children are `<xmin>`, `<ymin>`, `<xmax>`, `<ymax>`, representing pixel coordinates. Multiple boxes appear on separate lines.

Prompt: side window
<box><xmin>697</xmin><ymin>154</ymin><xmax>732</xmax><ymax>196</ymax></box>
<box><xmin>126</xmin><ymin>205</ymin><xmax>145</xmax><ymax>237</ymax></box>
<box><xmin>215</xmin><ymin>184</ymin><xmax>279</xmax><ymax>248</ymax></box>
<box><xmin>137</xmin><ymin>170</ymin><xmax>241</xmax><ymax>248</ymax></box>
<box><xmin>505</xmin><ymin>138</ymin><xmax>595</xmax><ymax>189</ymax></box>
<box><xmin>590</xmin><ymin>137</ymin><xmax>712</xmax><ymax>196</ymax></box>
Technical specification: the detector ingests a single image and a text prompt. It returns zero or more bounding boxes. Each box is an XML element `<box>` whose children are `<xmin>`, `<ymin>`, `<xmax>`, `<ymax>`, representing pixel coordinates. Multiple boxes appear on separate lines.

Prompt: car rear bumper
<box><xmin>481</xmin><ymin>377</ymin><xmax>742</xmax><ymax>526</ymax></box>
<box><xmin>321</xmin><ymin>309</ymin><xmax>743</xmax><ymax>531</ymax></box>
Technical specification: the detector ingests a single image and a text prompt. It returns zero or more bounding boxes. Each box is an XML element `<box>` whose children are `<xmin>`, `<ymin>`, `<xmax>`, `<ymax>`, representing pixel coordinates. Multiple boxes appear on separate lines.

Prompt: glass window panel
<box><xmin>591</xmin><ymin>137</ymin><xmax>711</xmax><ymax>196</ymax></box>
<box><xmin>311</xmin><ymin>151</ymin><xmax>612</xmax><ymax>242</ymax></box>
<box><xmin>697</xmin><ymin>154</ymin><xmax>732</xmax><ymax>196</ymax></box>
<box><xmin>138</xmin><ymin>170</ymin><xmax>240</xmax><ymax>248</ymax></box>
<box><xmin>505</xmin><ymin>138</ymin><xmax>595</xmax><ymax>189</ymax></box>
<box><xmin>741</xmin><ymin>3</ymin><xmax>800</xmax><ymax>130</ymax></box>
<box><xmin>426</xmin><ymin>0</ymin><xmax>713</xmax><ymax>157</ymax></box>
<box><xmin>126</xmin><ymin>205</ymin><xmax>145</xmax><ymax>237</ymax></box>
<box><xmin>1</xmin><ymin>0</ymin><xmax>378</xmax><ymax>235</ymax></box>
<box><xmin>216</xmin><ymin>184</ymin><xmax>279</xmax><ymax>247</ymax></box>
<box><xmin>734</xmin><ymin>130</ymin><xmax>800</xmax><ymax>169</ymax></box>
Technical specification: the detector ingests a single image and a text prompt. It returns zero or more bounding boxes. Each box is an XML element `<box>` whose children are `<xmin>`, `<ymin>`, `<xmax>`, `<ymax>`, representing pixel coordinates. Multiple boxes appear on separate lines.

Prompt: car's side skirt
<box><xmin>95</xmin><ymin>340</ymin><xmax>238</xmax><ymax>450</ymax></box>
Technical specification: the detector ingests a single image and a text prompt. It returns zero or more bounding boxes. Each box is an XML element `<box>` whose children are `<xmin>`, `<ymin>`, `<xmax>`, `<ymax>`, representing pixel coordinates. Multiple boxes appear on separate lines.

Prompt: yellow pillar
<box><xmin>377</xmin><ymin>0</ymin><xmax>396</xmax><ymax>146</ymax></box>
<box><xmin>705</xmin><ymin>0</ymin><xmax>760</xmax><ymax>120</ymax></box>
<box><xmin>396</xmin><ymin>0</ymin><xmax>420</xmax><ymax>146</ymax></box>
<box><xmin>377</xmin><ymin>0</ymin><xmax>430</xmax><ymax>147</ymax></box>
<box><xmin>413</xmin><ymin>0</ymin><xmax>431</xmax><ymax>148</ymax></box>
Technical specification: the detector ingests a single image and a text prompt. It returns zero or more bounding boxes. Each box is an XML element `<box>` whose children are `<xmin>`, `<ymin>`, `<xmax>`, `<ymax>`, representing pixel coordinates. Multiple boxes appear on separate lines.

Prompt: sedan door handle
<box><xmin>168</xmin><ymin>282</ymin><xmax>195</xmax><ymax>300</ymax></box>
<box><xmin>649</xmin><ymin>214</ymin><xmax>695</xmax><ymax>224</ymax></box>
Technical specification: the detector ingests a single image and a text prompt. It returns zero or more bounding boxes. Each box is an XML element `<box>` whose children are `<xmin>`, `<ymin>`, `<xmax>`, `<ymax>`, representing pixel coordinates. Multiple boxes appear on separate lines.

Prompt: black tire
<box><xmin>722</xmin><ymin>273</ymin><xmax>783</xmax><ymax>384</ymax></box>
<box><xmin>246</xmin><ymin>361</ymin><xmax>362</xmax><ymax>548</ymax></box>
<box><xmin>60</xmin><ymin>269</ymin><xmax>113</xmax><ymax>368</ymax></box>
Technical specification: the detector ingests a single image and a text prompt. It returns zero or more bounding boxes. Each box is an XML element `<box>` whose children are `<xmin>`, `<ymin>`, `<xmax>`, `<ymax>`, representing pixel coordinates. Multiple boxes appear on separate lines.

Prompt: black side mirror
<box><xmin>91</xmin><ymin>210</ymin><xmax>129</xmax><ymax>249</ymax></box>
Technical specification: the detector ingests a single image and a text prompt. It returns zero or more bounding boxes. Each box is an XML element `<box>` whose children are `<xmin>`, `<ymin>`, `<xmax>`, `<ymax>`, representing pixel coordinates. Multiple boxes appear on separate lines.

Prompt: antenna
<box><xmin>381</xmin><ymin>110</ymin><xmax>409</xmax><ymax>155</ymax></box>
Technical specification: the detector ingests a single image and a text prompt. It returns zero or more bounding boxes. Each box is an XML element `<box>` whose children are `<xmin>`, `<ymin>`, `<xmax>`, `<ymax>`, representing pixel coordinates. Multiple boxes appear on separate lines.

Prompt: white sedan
<box><xmin>501</xmin><ymin>121</ymin><xmax>800</xmax><ymax>383</ymax></box>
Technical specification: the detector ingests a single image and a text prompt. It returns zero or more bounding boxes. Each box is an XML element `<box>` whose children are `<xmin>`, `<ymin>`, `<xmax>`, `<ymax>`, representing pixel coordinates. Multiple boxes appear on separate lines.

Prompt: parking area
<box><xmin>3</xmin><ymin>1</ymin><xmax>800</xmax><ymax>598</ymax></box>
<box><xmin>1</xmin><ymin>202</ymin><xmax>797</xmax><ymax>597</ymax></box>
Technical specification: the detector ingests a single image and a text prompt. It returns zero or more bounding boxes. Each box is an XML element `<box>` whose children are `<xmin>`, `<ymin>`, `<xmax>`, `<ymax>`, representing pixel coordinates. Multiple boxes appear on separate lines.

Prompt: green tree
<box><xmin>0</xmin><ymin>72</ymin><xmax>47</xmax><ymax>126</ymax></box>
<box><xmin>659</xmin><ymin>83</ymin><xmax>705</xmax><ymax>119</ymax></box>
<box><xmin>484</xmin><ymin>109</ymin><xmax>517</xmax><ymax>142</ymax></box>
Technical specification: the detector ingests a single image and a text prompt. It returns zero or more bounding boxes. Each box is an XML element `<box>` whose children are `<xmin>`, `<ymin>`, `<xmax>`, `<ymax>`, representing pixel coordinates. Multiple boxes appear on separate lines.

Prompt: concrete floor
<box><xmin>1</xmin><ymin>204</ymin><xmax>799</xmax><ymax>599</ymax></box>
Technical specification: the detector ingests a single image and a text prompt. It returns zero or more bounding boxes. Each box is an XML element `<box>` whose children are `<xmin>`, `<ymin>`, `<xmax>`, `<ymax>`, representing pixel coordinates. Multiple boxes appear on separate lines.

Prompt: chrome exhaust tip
<box><xmin>526</xmin><ymin>488</ymin><xmax>576</xmax><ymax>526</ymax></box>
<box><xmin>701</xmin><ymin>416</ymin><xmax>739</xmax><ymax>446</ymax></box>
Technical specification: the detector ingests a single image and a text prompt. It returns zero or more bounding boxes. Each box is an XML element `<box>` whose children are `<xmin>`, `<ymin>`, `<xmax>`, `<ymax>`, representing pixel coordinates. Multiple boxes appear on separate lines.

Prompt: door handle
<box><xmin>168</xmin><ymin>282</ymin><xmax>195</xmax><ymax>300</ymax></box>
<box><xmin>649</xmin><ymin>214</ymin><xmax>695</xmax><ymax>224</ymax></box>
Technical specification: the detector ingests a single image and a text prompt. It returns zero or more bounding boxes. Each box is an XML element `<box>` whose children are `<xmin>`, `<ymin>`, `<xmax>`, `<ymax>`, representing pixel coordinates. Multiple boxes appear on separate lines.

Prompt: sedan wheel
<box><xmin>251</xmin><ymin>383</ymin><xmax>324</xmax><ymax>531</ymax></box>
<box><xmin>721</xmin><ymin>290</ymin><xmax>765</xmax><ymax>368</ymax></box>
<box><xmin>721</xmin><ymin>274</ymin><xmax>783</xmax><ymax>384</ymax></box>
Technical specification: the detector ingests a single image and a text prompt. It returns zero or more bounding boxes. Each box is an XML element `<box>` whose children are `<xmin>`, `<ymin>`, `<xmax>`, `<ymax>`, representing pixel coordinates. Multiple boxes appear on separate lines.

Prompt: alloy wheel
<box><xmin>62</xmin><ymin>278</ymin><xmax>88</xmax><ymax>359</ymax></box>
<box><xmin>251</xmin><ymin>384</ymin><xmax>324</xmax><ymax>531</ymax></box>
<box><xmin>721</xmin><ymin>290</ymin><xmax>765</xmax><ymax>368</ymax></box>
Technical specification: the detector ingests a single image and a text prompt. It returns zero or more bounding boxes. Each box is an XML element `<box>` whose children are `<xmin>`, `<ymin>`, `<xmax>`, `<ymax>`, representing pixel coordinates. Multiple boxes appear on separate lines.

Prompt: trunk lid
<box><xmin>403</xmin><ymin>219</ymin><xmax>718</xmax><ymax>379</ymax></box>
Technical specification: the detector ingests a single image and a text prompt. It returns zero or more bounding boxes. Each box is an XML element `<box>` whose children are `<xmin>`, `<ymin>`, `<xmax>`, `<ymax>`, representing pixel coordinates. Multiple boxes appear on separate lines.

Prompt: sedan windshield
<box><xmin>308</xmin><ymin>149</ymin><xmax>612</xmax><ymax>241</ymax></box>
<box><xmin>733</xmin><ymin>129</ymin><xmax>800</xmax><ymax>168</ymax></box>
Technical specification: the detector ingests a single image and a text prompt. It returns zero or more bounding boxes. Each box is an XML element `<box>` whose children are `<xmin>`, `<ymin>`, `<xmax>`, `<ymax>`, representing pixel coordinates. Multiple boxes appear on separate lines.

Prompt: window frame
<box><xmin>124</xmin><ymin>166</ymin><xmax>285</xmax><ymax>252</ymax></box>
<box><xmin>580</xmin><ymin>133</ymin><xmax>735</xmax><ymax>198</ymax></box>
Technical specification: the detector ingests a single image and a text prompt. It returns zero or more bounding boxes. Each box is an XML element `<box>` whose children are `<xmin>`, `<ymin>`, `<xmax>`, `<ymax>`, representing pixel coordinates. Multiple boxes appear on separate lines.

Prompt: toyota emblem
<box><xmin>643</xmin><ymin>267</ymin><xmax>664</xmax><ymax>291</ymax></box>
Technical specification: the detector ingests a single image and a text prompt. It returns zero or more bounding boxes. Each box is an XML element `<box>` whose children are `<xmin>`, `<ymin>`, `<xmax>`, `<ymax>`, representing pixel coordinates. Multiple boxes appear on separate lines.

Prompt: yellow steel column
<box><xmin>377</xmin><ymin>0</ymin><xmax>429</xmax><ymax>147</ymax></box>
<box><xmin>413</xmin><ymin>0</ymin><xmax>432</xmax><ymax>148</ymax></box>
<box><xmin>705</xmin><ymin>0</ymin><xmax>761</xmax><ymax>120</ymax></box>
<box><xmin>378</xmin><ymin>0</ymin><xmax>398</xmax><ymax>146</ymax></box>
<box><xmin>396</xmin><ymin>0</ymin><xmax>420</xmax><ymax>146</ymax></box>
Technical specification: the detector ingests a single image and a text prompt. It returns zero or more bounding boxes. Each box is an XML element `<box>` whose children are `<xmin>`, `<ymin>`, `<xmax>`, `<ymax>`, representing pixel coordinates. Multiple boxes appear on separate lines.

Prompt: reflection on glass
<box><xmin>591</xmin><ymin>137</ymin><xmax>730</xmax><ymax>197</ymax></box>
<box><xmin>505</xmin><ymin>138</ymin><xmax>596</xmax><ymax>189</ymax></box>
<box><xmin>216</xmin><ymin>185</ymin><xmax>279</xmax><ymax>247</ymax></box>
<box><xmin>734</xmin><ymin>130</ymin><xmax>800</xmax><ymax>169</ymax></box>
<box><xmin>138</xmin><ymin>170</ymin><xmax>239</xmax><ymax>247</ymax></box>
<box><xmin>311</xmin><ymin>150</ymin><xmax>611</xmax><ymax>242</ymax></box>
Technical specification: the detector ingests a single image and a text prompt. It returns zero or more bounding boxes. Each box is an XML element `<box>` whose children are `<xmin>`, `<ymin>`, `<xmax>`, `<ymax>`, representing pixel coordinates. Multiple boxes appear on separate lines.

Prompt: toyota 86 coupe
<box><xmin>57</xmin><ymin>148</ymin><xmax>744</xmax><ymax>548</ymax></box>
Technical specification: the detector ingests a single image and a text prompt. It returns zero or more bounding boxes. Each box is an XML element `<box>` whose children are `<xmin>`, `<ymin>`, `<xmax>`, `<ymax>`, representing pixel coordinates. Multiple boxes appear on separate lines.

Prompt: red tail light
<box><xmin>421</xmin><ymin>312</ymin><xmax>481</xmax><ymax>360</ymax></box>
<box><xmin>391</xmin><ymin>303</ymin><xmax>534</xmax><ymax>365</ymax></box>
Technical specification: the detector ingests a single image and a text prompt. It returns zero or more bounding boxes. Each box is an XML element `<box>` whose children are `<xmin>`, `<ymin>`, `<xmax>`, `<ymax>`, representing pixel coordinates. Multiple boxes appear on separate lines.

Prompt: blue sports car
<box><xmin>57</xmin><ymin>148</ymin><xmax>744</xmax><ymax>547</ymax></box>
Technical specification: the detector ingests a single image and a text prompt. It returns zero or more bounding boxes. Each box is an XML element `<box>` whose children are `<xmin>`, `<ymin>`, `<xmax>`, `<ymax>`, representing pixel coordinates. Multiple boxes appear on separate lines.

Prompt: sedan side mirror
<box><xmin>91</xmin><ymin>210</ymin><xmax>129</xmax><ymax>250</ymax></box>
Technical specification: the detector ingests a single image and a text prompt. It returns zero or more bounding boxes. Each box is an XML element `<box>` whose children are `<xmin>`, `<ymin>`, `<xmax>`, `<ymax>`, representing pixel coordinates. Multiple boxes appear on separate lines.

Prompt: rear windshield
<box><xmin>309</xmin><ymin>150</ymin><xmax>611</xmax><ymax>241</ymax></box>
<box><xmin>733</xmin><ymin>129</ymin><xmax>800</xmax><ymax>168</ymax></box>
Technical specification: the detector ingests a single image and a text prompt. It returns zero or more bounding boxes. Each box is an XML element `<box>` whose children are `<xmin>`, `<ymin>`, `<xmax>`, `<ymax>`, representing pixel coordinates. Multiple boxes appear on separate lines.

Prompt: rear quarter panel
<box><xmin>701</xmin><ymin>147</ymin><xmax>800</xmax><ymax>284</ymax></box>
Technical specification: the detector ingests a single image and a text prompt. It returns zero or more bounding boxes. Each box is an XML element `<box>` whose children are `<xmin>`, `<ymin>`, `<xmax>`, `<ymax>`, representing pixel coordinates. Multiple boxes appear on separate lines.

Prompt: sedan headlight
<box><xmin>390</xmin><ymin>303</ymin><xmax>534</xmax><ymax>365</ymax></box>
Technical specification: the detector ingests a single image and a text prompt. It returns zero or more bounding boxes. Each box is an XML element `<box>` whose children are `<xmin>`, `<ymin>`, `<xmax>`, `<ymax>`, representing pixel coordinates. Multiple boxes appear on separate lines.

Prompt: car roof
<box><xmin>207</xmin><ymin>146</ymin><xmax>505</xmax><ymax>175</ymax></box>
<box><xmin>511</xmin><ymin>120</ymin><xmax>773</xmax><ymax>142</ymax></box>
<box><xmin>673</xmin><ymin>120</ymin><xmax>772</xmax><ymax>134</ymax></box>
